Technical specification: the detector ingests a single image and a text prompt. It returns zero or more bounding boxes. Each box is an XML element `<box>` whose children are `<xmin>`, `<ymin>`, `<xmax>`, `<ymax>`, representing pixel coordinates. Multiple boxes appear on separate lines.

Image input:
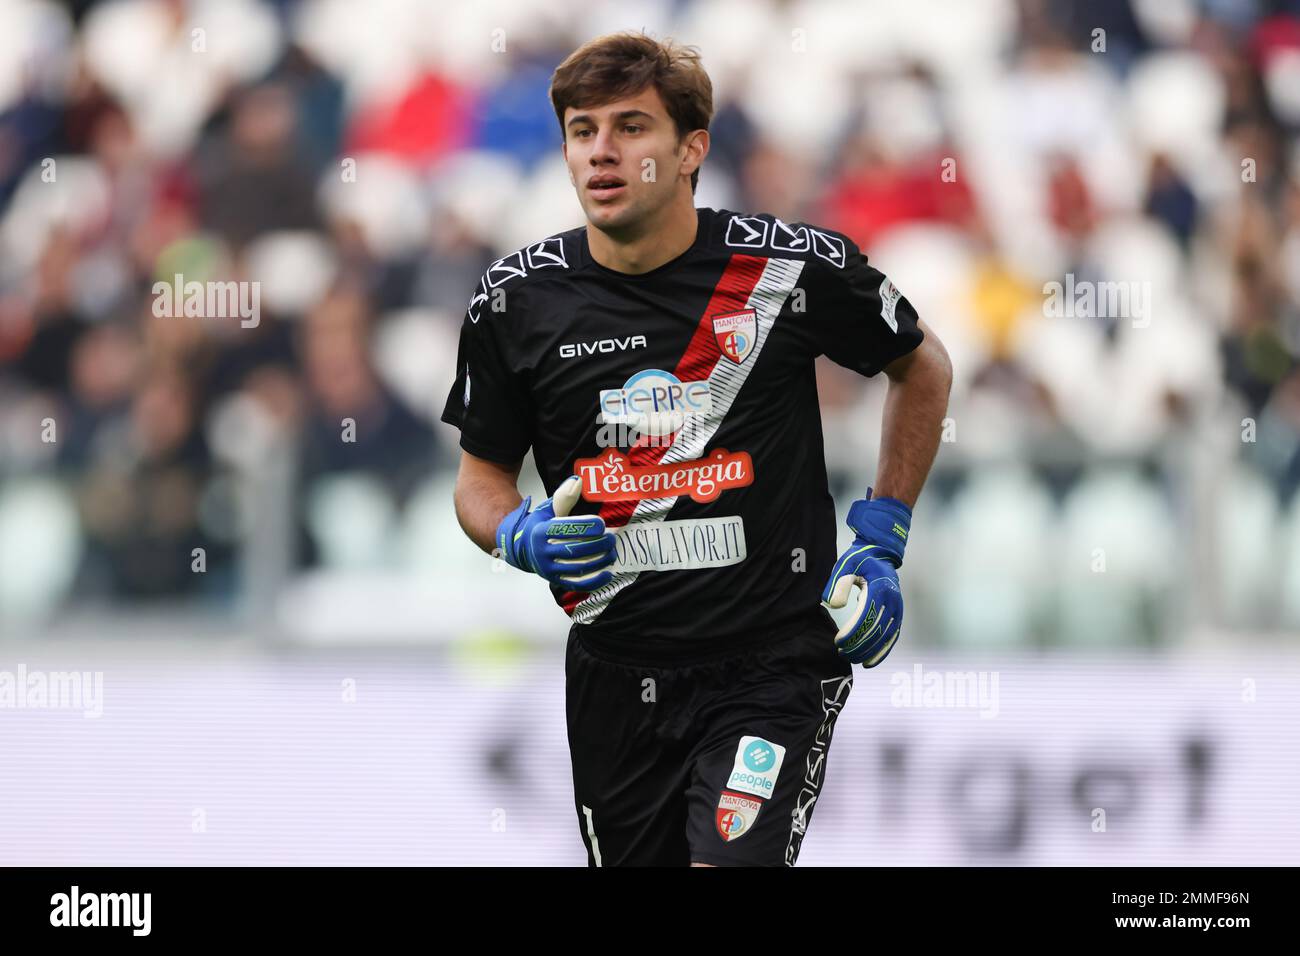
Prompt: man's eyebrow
<box><xmin>566</xmin><ymin>109</ymin><xmax>656</xmax><ymax>128</ymax></box>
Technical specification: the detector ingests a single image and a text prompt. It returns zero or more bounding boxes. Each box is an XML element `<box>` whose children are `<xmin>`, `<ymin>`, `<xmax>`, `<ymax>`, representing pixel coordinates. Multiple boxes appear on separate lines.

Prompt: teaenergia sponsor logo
<box><xmin>573</xmin><ymin>448</ymin><xmax>753</xmax><ymax>503</ymax></box>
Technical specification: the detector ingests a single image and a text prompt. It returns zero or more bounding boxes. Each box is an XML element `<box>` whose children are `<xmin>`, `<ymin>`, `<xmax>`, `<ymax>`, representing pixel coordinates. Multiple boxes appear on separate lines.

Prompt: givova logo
<box><xmin>727</xmin><ymin>735</ymin><xmax>786</xmax><ymax>800</ymax></box>
<box><xmin>558</xmin><ymin>334</ymin><xmax>647</xmax><ymax>359</ymax></box>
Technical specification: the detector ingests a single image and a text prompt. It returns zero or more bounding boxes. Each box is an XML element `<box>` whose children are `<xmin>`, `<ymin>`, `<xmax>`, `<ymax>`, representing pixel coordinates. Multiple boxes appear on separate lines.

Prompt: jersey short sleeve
<box><xmin>440</xmin><ymin>289</ymin><xmax>532</xmax><ymax>465</ymax></box>
<box><xmin>802</xmin><ymin>227</ymin><xmax>924</xmax><ymax>377</ymax></box>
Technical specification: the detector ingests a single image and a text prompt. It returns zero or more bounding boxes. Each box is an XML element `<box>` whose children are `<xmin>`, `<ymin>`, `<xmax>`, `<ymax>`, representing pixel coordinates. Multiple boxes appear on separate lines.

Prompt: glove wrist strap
<box><xmin>495</xmin><ymin>496</ymin><xmax>534</xmax><ymax>573</ymax></box>
<box><xmin>846</xmin><ymin>489</ymin><xmax>912</xmax><ymax>567</ymax></box>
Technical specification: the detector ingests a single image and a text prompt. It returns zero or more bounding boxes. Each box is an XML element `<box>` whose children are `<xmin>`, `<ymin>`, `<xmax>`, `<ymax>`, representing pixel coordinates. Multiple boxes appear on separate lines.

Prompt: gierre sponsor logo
<box><xmin>573</xmin><ymin>448</ymin><xmax>753</xmax><ymax>504</ymax></box>
<box><xmin>599</xmin><ymin>368</ymin><xmax>713</xmax><ymax>436</ymax></box>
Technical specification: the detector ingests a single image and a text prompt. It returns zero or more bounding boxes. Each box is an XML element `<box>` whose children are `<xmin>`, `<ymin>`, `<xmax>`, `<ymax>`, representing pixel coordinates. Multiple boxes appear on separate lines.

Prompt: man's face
<box><xmin>562</xmin><ymin>86</ymin><xmax>697</xmax><ymax>233</ymax></box>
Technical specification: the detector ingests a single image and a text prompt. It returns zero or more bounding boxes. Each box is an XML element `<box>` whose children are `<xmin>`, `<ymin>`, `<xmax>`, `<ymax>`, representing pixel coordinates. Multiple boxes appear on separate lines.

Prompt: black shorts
<box><xmin>564</xmin><ymin>621</ymin><xmax>853</xmax><ymax>866</ymax></box>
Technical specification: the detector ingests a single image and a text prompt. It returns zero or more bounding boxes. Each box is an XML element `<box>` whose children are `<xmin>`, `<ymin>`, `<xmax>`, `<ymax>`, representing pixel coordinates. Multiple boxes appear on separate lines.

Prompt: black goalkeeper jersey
<box><xmin>441</xmin><ymin>207</ymin><xmax>923</xmax><ymax>663</ymax></box>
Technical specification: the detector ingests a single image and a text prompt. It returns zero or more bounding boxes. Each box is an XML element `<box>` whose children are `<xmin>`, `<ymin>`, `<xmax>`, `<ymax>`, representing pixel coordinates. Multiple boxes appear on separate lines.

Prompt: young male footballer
<box><xmin>442</xmin><ymin>32</ymin><xmax>952</xmax><ymax>866</ymax></box>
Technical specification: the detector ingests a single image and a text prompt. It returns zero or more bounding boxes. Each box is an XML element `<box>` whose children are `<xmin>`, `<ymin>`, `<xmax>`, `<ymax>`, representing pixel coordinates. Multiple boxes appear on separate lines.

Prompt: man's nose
<box><xmin>589</xmin><ymin>126</ymin><xmax>619</xmax><ymax>164</ymax></box>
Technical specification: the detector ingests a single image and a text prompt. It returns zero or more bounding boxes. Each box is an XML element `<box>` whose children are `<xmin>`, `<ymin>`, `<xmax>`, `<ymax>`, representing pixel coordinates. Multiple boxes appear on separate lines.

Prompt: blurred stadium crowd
<box><xmin>1</xmin><ymin>0</ymin><xmax>1299</xmax><ymax>643</ymax></box>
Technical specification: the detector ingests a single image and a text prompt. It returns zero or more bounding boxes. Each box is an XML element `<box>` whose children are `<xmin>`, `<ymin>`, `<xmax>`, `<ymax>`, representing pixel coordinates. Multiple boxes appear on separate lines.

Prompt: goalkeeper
<box><xmin>441</xmin><ymin>31</ymin><xmax>952</xmax><ymax>867</ymax></box>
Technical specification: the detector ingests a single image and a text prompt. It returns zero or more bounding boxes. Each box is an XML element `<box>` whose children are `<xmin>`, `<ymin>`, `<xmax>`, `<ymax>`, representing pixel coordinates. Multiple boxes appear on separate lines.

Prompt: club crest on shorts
<box><xmin>712</xmin><ymin>309</ymin><xmax>757</xmax><ymax>364</ymax></box>
<box><xmin>715</xmin><ymin>790</ymin><xmax>762</xmax><ymax>842</ymax></box>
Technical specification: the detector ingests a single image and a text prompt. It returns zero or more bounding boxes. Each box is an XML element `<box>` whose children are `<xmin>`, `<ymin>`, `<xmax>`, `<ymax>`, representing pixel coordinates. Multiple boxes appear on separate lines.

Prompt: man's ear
<box><xmin>680</xmin><ymin>129</ymin><xmax>709</xmax><ymax>181</ymax></box>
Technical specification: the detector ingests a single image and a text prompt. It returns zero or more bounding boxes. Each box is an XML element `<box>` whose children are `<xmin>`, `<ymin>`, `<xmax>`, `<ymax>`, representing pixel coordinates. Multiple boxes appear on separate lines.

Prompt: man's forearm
<box><xmin>873</xmin><ymin>330</ymin><xmax>953</xmax><ymax>509</ymax></box>
<box><xmin>456</xmin><ymin>478</ymin><xmax>522</xmax><ymax>555</ymax></box>
<box><xmin>453</xmin><ymin>458</ymin><xmax>524</xmax><ymax>555</ymax></box>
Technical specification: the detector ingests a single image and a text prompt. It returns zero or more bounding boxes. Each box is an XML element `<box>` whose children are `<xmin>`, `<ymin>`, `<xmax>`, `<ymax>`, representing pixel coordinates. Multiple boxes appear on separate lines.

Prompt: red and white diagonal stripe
<box><xmin>563</xmin><ymin>253</ymin><xmax>806</xmax><ymax>624</ymax></box>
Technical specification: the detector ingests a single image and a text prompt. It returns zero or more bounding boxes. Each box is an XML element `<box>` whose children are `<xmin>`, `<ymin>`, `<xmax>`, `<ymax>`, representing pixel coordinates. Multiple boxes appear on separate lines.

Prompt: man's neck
<box><xmin>587</xmin><ymin>200</ymin><xmax>699</xmax><ymax>275</ymax></box>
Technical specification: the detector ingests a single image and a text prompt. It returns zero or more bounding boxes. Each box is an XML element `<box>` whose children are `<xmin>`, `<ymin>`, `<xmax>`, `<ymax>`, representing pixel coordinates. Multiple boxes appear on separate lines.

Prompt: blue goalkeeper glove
<box><xmin>822</xmin><ymin>488</ymin><xmax>912</xmax><ymax>668</ymax></box>
<box><xmin>496</xmin><ymin>475</ymin><xmax>617</xmax><ymax>590</ymax></box>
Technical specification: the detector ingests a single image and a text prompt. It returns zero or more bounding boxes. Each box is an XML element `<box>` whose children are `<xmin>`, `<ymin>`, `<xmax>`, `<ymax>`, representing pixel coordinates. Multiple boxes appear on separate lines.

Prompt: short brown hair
<box><xmin>550</xmin><ymin>31</ymin><xmax>714</xmax><ymax>193</ymax></box>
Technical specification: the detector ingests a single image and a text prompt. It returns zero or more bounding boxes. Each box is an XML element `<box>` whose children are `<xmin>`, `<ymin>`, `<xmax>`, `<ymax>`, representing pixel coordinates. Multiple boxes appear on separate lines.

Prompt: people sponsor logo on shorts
<box><xmin>598</xmin><ymin>369</ymin><xmax>713</xmax><ymax>436</ymax></box>
<box><xmin>573</xmin><ymin>448</ymin><xmax>753</xmax><ymax>504</ymax></box>
<box><xmin>728</xmin><ymin>736</ymin><xmax>786</xmax><ymax>801</ymax></box>
<box><xmin>712</xmin><ymin>309</ymin><xmax>757</xmax><ymax>364</ymax></box>
<box><xmin>716</xmin><ymin>790</ymin><xmax>763</xmax><ymax>842</ymax></box>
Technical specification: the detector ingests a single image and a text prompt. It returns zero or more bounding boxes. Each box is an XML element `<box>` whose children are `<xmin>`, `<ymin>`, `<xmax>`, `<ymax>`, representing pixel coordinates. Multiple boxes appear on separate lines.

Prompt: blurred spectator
<box><xmin>298</xmin><ymin>285</ymin><xmax>439</xmax><ymax>506</ymax></box>
<box><xmin>75</xmin><ymin>361</ymin><xmax>231</xmax><ymax>599</ymax></box>
<box><xmin>196</xmin><ymin>82</ymin><xmax>321</xmax><ymax>249</ymax></box>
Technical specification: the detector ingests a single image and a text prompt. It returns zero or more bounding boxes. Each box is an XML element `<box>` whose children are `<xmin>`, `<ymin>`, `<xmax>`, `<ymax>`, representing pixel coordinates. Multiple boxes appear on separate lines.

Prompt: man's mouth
<box><xmin>588</xmin><ymin>176</ymin><xmax>626</xmax><ymax>195</ymax></box>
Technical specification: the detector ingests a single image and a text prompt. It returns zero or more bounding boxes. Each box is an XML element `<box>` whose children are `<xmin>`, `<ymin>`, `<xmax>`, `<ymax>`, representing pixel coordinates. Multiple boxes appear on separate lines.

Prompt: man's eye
<box><xmin>575</xmin><ymin>129</ymin><xmax>593</xmax><ymax>139</ymax></box>
<box><xmin>623</xmin><ymin>125</ymin><xmax>642</xmax><ymax>134</ymax></box>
